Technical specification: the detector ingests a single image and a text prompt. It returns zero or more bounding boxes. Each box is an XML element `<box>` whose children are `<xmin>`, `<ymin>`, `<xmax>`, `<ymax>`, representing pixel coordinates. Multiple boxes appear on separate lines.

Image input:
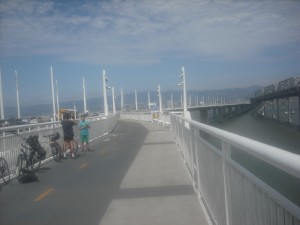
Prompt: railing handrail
<box><xmin>0</xmin><ymin>114</ymin><xmax>118</xmax><ymax>181</ymax></box>
<box><xmin>185</xmin><ymin>116</ymin><xmax>300</xmax><ymax>180</ymax></box>
<box><xmin>170</xmin><ymin>113</ymin><xmax>300</xmax><ymax>224</ymax></box>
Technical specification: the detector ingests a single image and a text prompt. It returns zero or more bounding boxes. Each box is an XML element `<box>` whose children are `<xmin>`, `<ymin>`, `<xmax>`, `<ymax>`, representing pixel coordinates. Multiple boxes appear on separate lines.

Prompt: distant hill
<box><xmin>3</xmin><ymin>85</ymin><xmax>261</xmax><ymax>118</ymax></box>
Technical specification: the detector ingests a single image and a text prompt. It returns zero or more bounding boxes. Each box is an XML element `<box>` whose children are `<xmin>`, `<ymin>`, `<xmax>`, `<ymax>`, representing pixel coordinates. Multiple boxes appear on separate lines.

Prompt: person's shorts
<box><xmin>80</xmin><ymin>135</ymin><xmax>89</xmax><ymax>143</ymax></box>
<box><xmin>64</xmin><ymin>137</ymin><xmax>74</xmax><ymax>141</ymax></box>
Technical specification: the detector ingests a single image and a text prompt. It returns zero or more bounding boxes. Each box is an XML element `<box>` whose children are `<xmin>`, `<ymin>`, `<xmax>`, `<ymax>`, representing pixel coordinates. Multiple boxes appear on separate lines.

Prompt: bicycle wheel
<box><xmin>51</xmin><ymin>143</ymin><xmax>61</xmax><ymax>162</ymax></box>
<box><xmin>30</xmin><ymin>151</ymin><xmax>41</xmax><ymax>171</ymax></box>
<box><xmin>0</xmin><ymin>158</ymin><xmax>10</xmax><ymax>184</ymax></box>
<box><xmin>16</xmin><ymin>154</ymin><xmax>25</xmax><ymax>179</ymax></box>
<box><xmin>73</xmin><ymin>140</ymin><xmax>78</xmax><ymax>154</ymax></box>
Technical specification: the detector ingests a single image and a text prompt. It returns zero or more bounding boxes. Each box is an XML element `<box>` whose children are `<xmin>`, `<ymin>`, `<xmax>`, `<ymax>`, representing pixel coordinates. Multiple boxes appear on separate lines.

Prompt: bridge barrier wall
<box><xmin>0</xmin><ymin>114</ymin><xmax>117</xmax><ymax>180</ymax></box>
<box><xmin>170</xmin><ymin>113</ymin><xmax>300</xmax><ymax>225</ymax></box>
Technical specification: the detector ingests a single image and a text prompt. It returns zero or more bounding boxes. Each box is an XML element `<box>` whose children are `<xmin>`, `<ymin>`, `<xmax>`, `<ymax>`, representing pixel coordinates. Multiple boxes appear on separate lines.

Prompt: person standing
<box><xmin>61</xmin><ymin>113</ymin><xmax>77</xmax><ymax>158</ymax></box>
<box><xmin>78</xmin><ymin>115</ymin><xmax>90</xmax><ymax>152</ymax></box>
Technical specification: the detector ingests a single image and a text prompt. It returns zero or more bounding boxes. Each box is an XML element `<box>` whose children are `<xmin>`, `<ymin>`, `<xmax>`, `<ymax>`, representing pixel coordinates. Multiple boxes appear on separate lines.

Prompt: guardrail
<box><xmin>0</xmin><ymin>114</ymin><xmax>118</xmax><ymax>180</ymax></box>
<box><xmin>120</xmin><ymin>111</ymin><xmax>172</xmax><ymax>126</ymax></box>
<box><xmin>170</xmin><ymin>113</ymin><xmax>300</xmax><ymax>225</ymax></box>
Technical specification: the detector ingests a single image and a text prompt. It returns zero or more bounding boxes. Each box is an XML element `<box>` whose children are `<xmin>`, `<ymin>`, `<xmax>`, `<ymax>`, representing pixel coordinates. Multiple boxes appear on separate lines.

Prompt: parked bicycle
<box><xmin>0</xmin><ymin>157</ymin><xmax>10</xmax><ymax>184</ymax></box>
<box><xmin>43</xmin><ymin>132</ymin><xmax>64</xmax><ymax>162</ymax></box>
<box><xmin>44</xmin><ymin>132</ymin><xmax>79</xmax><ymax>160</ymax></box>
<box><xmin>15</xmin><ymin>134</ymin><xmax>46</xmax><ymax>179</ymax></box>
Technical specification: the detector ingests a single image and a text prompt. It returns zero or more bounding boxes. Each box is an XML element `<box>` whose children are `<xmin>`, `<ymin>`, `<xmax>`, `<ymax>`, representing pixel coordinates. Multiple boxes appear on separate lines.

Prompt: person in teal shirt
<box><xmin>78</xmin><ymin>115</ymin><xmax>90</xmax><ymax>152</ymax></box>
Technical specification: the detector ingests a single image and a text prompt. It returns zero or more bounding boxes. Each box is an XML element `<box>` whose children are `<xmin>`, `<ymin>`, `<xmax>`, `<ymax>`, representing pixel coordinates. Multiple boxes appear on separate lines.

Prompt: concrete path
<box><xmin>99</xmin><ymin>121</ymin><xmax>210</xmax><ymax>225</ymax></box>
<box><xmin>0</xmin><ymin>120</ymin><xmax>210</xmax><ymax>225</ymax></box>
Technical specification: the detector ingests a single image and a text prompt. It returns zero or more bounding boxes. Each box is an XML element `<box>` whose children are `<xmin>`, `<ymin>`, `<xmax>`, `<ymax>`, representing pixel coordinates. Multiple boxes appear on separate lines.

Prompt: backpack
<box><xmin>36</xmin><ymin>147</ymin><xmax>46</xmax><ymax>160</ymax></box>
<box><xmin>18</xmin><ymin>169</ymin><xmax>38</xmax><ymax>183</ymax></box>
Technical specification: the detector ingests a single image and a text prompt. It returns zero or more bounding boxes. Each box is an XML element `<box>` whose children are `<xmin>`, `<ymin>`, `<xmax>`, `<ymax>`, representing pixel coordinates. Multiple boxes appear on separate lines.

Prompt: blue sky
<box><xmin>1</xmin><ymin>0</ymin><xmax>300</xmax><ymax>107</ymax></box>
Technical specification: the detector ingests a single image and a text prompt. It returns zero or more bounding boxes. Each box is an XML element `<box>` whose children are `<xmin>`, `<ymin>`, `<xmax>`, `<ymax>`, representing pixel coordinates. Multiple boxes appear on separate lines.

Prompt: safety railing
<box><xmin>120</xmin><ymin>111</ymin><xmax>172</xmax><ymax>126</ymax></box>
<box><xmin>170</xmin><ymin>113</ymin><xmax>300</xmax><ymax>225</ymax></box>
<box><xmin>0</xmin><ymin>114</ymin><xmax>117</xmax><ymax>180</ymax></box>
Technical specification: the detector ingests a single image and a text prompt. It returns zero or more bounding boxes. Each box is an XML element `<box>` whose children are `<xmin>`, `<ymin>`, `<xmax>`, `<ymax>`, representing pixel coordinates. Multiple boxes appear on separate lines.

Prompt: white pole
<box><xmin>112</xmin><ymin>87</ymin><xmax>116</xmax><ymax>114</ymax></box>
<box><xmin>120</xmin><ymin>88</ymin><xmax>124</xmax><ymax>111</ymax></box>
<box><xmin>135</xmin><ymin>90</ymin><xmax>138</xmax><ymax>110</ymax></box>
<box><xmin>158</xmin><ymin>85</ymin><xmax>162</xmax><ymax>113</ymax></box>
<box><xmin>50</xmin><ymin>66</ymin><xmax>56</xmax><ymax>121</ymax></box>
<box><xmin>171</xmin><ymin>94</ymin><xmax>173</xmax><ymax>109</ymax></box>
<box><xmin>102</xmin><ymin>70</ymin><xmax>108</xmax><ymax>116</ymax></box>
<box><xmin>73</xmin><ymin>97</ymin><xmax>77</xmax><ymax>119</ymax></box>
<box><xmin>181</xmin><ymin>66</ymin><xmax>187</xmax><ymax>117</ymax></box>
<box><xmin>0</xmin><ymin>68</ymin><xmax>4</xmax><ymax>119</ymax></box>
<box><xmin>148</xmin><ymin>91</ymin><xmax>151</xmax><ymax>109</ymax></box>
<box><xmin>15</xmin><ymin>70</ymin><xmax>21</xmax><ymax>119</ymax></box>
<box><xmin>83</xmin><ymin>77</ymin><xmax>87</xmax><ymax>113</ymax></box>
<box><xmin>56</xmin><ymin>80</ymin><xmax>60</xmax><ymax>120</ymax></box>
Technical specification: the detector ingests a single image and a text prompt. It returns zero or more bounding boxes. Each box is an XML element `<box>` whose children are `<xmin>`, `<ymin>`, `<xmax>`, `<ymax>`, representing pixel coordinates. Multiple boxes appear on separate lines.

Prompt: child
<box><xmin>78</xmin><ymin>115</ymin><xmax>90</xmax><ymax>152</ymax></box>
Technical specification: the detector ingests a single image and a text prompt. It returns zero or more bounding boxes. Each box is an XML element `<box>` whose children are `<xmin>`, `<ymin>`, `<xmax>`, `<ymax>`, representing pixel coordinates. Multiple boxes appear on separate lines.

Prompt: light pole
<box><xmin>148</xmin><ymin>91</ymin><xmax>151</xmax><ymax>109</ymax></box>
<box><xmin>83</xmin><ymin>77</ymin><xmax>87</xmax><ymax>113</ymax></box>
<box><xmin>135</xmin><ymin>90</ymin><xmax>138</xmax><ymax>111</ymax></box>
<box><xmin>102</xmin><ymin>70</ymin><xmax>109</xmax><ymax>116</ymax></box>
<box><xmin>73</xmin><ymin>97</ymin><xmax>77</xmax><ymax>119</ymax></box>
<box><xmin>178</xmin><ymin>66</ymin><xmax>187</xmax><ymax>117</ymax></box>
<box><xmin>56</xmin><ymin>80</ymin><xmax>60</xmax><ymax>120</ymax></box>
<box><xmin>0</xmin><ymin>68</ymin><xmax>4</xmax><ymax>119</ymax></box>
<box><xmin>15</xmin><ymin>70</ymin><xmax>21</xmax><ymax>119</ymax></box>
<box><xmin>50</xmin><ymin>66</ymin><xmax>56</xmax><ymax>121</ymax></box>
<box><xmin>120</xmin><ymin>88</ymin><xmax>124</xmax><ymax>111</ymax></box>
<box><xmin>157</xmin><ymin>85</ymin><xmax>162</xmax><ymax>113</ymax></box>
<box><xmin>112</xmin><ymin>87</ymin><xmax>116</xmax><ymax>114</ymax></box>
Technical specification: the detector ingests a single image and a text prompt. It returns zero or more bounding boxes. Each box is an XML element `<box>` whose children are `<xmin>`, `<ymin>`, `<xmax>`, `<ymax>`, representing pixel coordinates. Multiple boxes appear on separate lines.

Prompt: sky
<box><xmin>0</xmin><ymin>0</ymin><xmax>300</xmax><ymax>107</ymax></box>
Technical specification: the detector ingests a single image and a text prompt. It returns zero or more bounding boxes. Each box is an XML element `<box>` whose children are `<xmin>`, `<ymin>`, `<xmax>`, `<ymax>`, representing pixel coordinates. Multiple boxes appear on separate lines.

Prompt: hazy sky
<box><xmin>1</xmin><ymin>0</ymin><xmax>300</xmax><ymax>106</ymax></box>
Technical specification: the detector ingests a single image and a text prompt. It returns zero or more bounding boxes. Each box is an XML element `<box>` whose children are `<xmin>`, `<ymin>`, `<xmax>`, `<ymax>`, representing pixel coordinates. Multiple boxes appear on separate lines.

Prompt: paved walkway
<box><xmin>99</xmin><ymin>121</ymin><xmax>210</xmax><ymax>225</ymax></box>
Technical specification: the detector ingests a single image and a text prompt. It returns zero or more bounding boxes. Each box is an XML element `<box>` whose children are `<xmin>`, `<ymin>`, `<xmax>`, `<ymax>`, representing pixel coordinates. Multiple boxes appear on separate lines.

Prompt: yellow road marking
<box><xmin>79</xmin><ymin>163</ymin><xmax>88</xmax><ymax>169</ymax></box>
<box><xmin>34</xmin><ymin>188</ymin><xmax>54</xmax><ymax>202</ymax></box>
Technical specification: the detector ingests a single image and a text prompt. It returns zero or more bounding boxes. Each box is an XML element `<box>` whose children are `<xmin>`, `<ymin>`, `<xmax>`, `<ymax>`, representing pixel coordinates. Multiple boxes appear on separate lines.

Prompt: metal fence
<box><xmin>0</xmin><ymin>114</ymin><xmax>117</xmax><ymax>180</ymax></box>
<box><xmin>120</xmin><ymin>111</ymin><xmax>172</xmax><ymax>126</ymax></box>
<box><xmin>170</xmin><ymin>113</ymin><xmax>300</xmax><ymax>225</ymax></box>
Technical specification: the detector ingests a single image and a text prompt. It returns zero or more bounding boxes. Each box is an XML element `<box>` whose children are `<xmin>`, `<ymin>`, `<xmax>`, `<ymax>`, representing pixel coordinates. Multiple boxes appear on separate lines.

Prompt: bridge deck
<box><xmin>0</xmin><ymin>120</ymin><xmax>209</xmax><ymax>225</ymax></box>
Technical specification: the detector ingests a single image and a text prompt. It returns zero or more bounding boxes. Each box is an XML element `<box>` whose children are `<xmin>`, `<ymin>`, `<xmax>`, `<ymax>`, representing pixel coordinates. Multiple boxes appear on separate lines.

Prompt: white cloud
<box><xmin>1</xmin><ymin>0</ymin><xmax>300</xmax><ymax>64</ymax></box>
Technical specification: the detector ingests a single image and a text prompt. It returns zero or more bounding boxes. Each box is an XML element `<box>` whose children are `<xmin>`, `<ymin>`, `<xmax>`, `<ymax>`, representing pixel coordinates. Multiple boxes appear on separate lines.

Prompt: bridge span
<box><xmin>1</xmin><ymin>112</ymin><xmax>300</xmax><ymax>225</ymax></box>
<box><xmin>251</xmin><ymin>77</ymin><xmax>300</xmax><ymax>129</ymax></box>
<box><xmin>165</xmin><ymin>103</ymin><xmax>252</xmax><ymax>124</ymax></box>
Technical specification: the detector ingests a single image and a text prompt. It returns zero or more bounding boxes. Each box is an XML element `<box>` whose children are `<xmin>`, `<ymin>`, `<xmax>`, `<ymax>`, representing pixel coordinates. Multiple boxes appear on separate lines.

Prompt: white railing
<box><xmin>120</xmin><ymin>111</ymin><xmax>171</xmax><ymax>126</ymax></box>
<box><xmin>170</xmin><ymin>113</ymin><xmax>300</xmax><ymax>225</ymax></box>
<box><xmin>0</xmin><ymin>114</ymin><xmax>117</xmax><ymax>179</ymax></box>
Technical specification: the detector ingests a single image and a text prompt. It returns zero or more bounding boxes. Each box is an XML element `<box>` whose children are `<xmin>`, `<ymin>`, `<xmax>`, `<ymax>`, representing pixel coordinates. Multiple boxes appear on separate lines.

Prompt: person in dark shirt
<box><xmin>61</xmin><ymin>113</ymin><xmax>77</xmax><ymax>158</ymax></box>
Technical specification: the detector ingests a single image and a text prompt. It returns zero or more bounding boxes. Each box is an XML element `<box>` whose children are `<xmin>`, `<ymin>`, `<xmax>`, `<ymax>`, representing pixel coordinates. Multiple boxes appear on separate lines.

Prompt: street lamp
<box><xmin>0</xmin><ymin>68</ymin><xmax>4</xmax><ymax>119</ymax></box>
<box><xmin>15</xmin><ymin>70</ymin><xmax>21</xmax><ymax>119</ymax></box>
<box><xmin>178</xmin><ymin>66</ymin><xmax>187</xmax><ymax>117</ymax></box>
<box><xmin>135</xmin><ymin>90</ymin><xmax>138</xmax><ymax>111</ymax></box>
<box><xmin>56</xmin><ymin>80</ymin><xmax>60</xmax><ymax>120</ymax></box>
<box><xmin>148</xmin><ymin>91</ymin><xmax>151</xmax><ymax>109</ymax></box>
<box><xmin>157</xmin><ymin>85</ymin><xmax>162</xmax><ymax>113</ymax></box>
<box><xmin>83</xmin><ymin>77</ymin><xmax>87</xmax><ymax>114</ymax></box>
<box><xmin>50</xmin><ymin>66</ymin><xmax>56</xmax><ymax>121</ymax></box>
<box><xmin>112</xmin><ymin>87</ymin><xmax>116</xmax><ymax>114</ymax></box>
<box><xmin>120</xmin><ymin>88</ymin><xmax>124</xmax><ymax>111</ymax></box>
<box><xmin>102</xmin><ymin>69</ymin><xmax>109</xmax><ymax>116</ymax></box>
